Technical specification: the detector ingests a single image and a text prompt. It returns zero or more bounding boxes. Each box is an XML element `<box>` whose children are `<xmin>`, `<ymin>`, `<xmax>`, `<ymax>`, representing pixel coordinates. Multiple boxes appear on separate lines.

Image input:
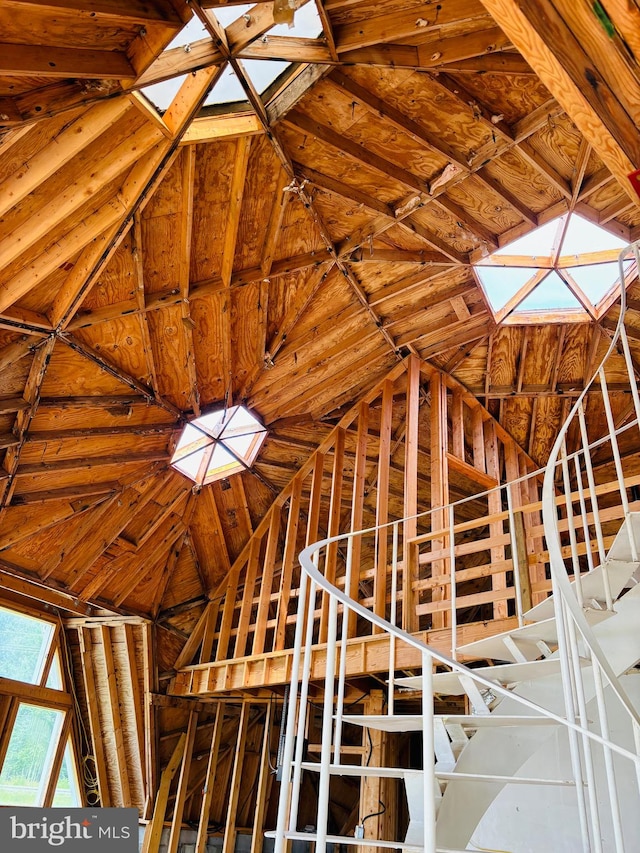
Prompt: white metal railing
<box><xmin>273</xmin><ymin>243</ymin><xmax>640</xmax><ymax>853</ymax></box>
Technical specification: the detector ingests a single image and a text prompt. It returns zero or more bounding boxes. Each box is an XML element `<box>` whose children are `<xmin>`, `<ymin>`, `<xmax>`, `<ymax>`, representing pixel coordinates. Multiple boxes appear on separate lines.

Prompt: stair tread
<box><xmin>456</xmin><ymin>617</ymin><xmax>560</xmax><ymax>662</ymax></box>
<box><xmin>524</xmin><ymin>558</ymin><xmax>639</xmax><ymax>622</ymax></box>
<box><xmin>605</xmin><ymin>513</ymin><xmax>640</xmax><ymax>563</ymax></box>
<box><xmin>339</xmin><ymin>713</ymin><xmax>560</xmax><ymax>732</ymax></box>
<box><xmin>300</xmin><ymin>762</ymin><xmax>574</xmax><ymax>786</ymax></box>
<box><xmin>396</xmin><ymin>657</ymin><xmax>587</xmax><ymax>695</ymax></box>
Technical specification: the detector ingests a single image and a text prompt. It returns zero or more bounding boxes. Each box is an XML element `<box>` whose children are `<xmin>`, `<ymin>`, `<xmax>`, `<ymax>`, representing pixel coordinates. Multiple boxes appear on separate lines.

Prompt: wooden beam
<box><xmin>195</xmin><ymin>704</ymin><xmax>225</xmax><ymax>853</ymax></box>
<box><xmin>101</xmin><ymin>625</ymin><xmax>132</xmax><ymax>807</ymax></box>
<box><xmin>250</xmin><ymin>702</ymin><xmax>273</xmax><ymax>853</ymax></box>
<box><xmin>319</xmin><ymin>427</ymin><xmax>345</xmax><ymax>642</ymax></box>
<box><xmin>167</xmin><ymin>710</ymin><xmax>199</xmax><ymax>853</ymax></box>
<box><xmin>0</xmin><ymin>43</ymin><xmax>134</xmax><ymax>79</ymax></box>
<box><xmin>273</xmin><ymin>476</ymin><xmax>302</xmax><ymax>651</ymax></box>
<box><xmin>78</xmin><ymin>628</ymin><xmax>111</xmax><ymax>806</ymax></box>
<box><xmin>142</xmin><ymin>623</ymin><xmax>158</xmax><ymax>821</ymax></box>
<box><xmin>374</xmin><ymin>380</ymin><xmax>393</xmax><ymax>632</ymax></box>
<box><xmin>478</xmin><ymin>0</ymin><xmax>640</xmax><ymax>204</ymax></box>
<box><xmin>252</xmin><ymin>506</ymin><xmax>281</xmax><ymax>655</ymax></box>
<box><xmin>222</xmin><ymin>703</ymin><xmax>250</xmax><ymax>853</ymax></box>
<box><xmin>141</xmin><ymin>733</ymin><xmax>186</xmax><ymax>853</ymax></box>
<box><xmin>403</xmin><ymin>355</ymin><xmax>420</xmax><ymax>633</ymax></box>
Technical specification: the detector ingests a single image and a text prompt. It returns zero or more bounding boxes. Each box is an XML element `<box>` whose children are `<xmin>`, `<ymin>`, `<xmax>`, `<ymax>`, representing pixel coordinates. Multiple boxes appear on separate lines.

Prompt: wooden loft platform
<box><xmin>2</xmin><ymin>0</ymin><xmax>640</xmax><ymax>847</ymax></box>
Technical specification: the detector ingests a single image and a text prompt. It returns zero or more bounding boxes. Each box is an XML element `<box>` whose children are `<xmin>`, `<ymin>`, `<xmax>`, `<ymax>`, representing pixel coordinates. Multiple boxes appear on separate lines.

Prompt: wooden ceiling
<box><xmin>2</xmin><ymin>0</ymin><xmax>640</xmax><ymax>623</ymax></box>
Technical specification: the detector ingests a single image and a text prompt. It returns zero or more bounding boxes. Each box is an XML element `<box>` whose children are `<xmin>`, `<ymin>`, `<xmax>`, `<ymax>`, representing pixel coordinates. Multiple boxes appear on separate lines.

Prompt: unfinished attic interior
<box><xmin>4</xmin><ymin>0</ymin><xmax>640</xmax><ymax>850</ymax></box>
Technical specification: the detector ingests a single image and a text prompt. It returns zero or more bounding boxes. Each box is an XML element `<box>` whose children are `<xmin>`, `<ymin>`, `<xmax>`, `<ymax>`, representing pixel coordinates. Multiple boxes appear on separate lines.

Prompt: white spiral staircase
<box><xmin>272</xmin><ymin>244</ymin><xmax>640</xmax><ymax>853</ymax></box>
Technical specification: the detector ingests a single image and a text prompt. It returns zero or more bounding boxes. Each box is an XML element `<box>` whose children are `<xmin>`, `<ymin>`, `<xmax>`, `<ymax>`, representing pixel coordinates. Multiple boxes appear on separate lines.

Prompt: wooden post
<box><xmin>513</xmin><ymin>510</ymin><xmax>533</xmax><ymax>614</ymax></box>
<box><xmin>222</xmin><ymin>703</ymin><xmax>250</xmax><ymax>853</ymax></box>
<box><xmin>253</xmin><ymin>507</ymin><xmax>281</xmax><ymax>655</ymax></box>
<box><xmin>274</xmin><ymin>476</ymin><xmax>302</xmax><ymax>651</ymax></box>
<box><xmin>123</xmin><ymin>624</ymin><xmax>146</xmax><ymax>799</ymax></box>
<box><xmin>320</xmin><ymin>426</ymin><xmax>345</xmax><ymax>642</ymax></box>
<box><xmin>78</xmin><ymin>628</ymin><xmax>111</xmax><ymax>807</ymax></box>
<box><xmin>101</xmin><ymin>625</ymin><xmax>132</xmax><ymax>807</ymax></box>
<box><xmin>195</xmin><ymin>704</ymin><xmax>225</xmax><ymax>853</ymax></box>
<box><xmin>485</xmin><ymin>421</ymin><xmax>508</xmax><ymax>619</ymax></box>
<box><xmin>167</xmin><ymin>709</ymin><xmax>199</xmax><ymax>853</ymax></box>
<box><xmin>141</xmin><ymin>733</ymin><xmax>186</xmax><ymax>853</ymax></box>
<box><xmin>403</xmin><ymin>355</ymin><xmax>420</xmax><ymax>633</ymax></box>
<box><xmin>360</xmin><ymin>691</ymin><xmax>387</xmax><ymax>853</ymax></box>
<box><xmin>236</xmin><ymin>538</ymin><xmax>261</xmax><ymax>658</ymax></box>
<box><xmin>142</xmin><ymin>623</ymin><xmax>158</xmax><ymax>820</ymax></box>
<box><xmin>216</xmin><ymin>560</ymin><xmax>242</xmax><ymax>662</ymax></box>
<box><xmin>450</xmin><ymin>387</ymin><xmax>465</xmax><ymax>460</ymax></box>
<box><xmin>348</xmin><ymin>402</ymin><xmax>369</xmax><ymax>637</ymax></box>
<box><xmin>250</xmin><ymin>702</ymin><xmax>273</xmax><ymax>853</ymax></box>
<box><xmin>374</xmin><ymin>380</ymin><xmax>393</xmax><ymax>632</ymax></box>
<box><xmin>430</xmin><ymin>373</ymin><xmax>449</xmax><ymax>629</ymax></box>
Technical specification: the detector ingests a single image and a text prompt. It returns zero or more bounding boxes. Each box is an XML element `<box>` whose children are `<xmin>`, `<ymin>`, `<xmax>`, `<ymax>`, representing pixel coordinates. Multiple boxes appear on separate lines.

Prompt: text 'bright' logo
<box><xmin>11</xmin><ymin>815</ymin><xmax>94</xmax><ymax>846</ymax></box>
<box><xmin>0</xmin><ymin>808</ymin><xmax>137</xmax><ymax>851</ymax></box>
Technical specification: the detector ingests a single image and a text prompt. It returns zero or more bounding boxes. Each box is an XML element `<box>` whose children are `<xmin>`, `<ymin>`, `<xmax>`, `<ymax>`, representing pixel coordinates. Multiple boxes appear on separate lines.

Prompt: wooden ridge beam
<box><xmin>0</xmin><ymin>43</ymin><xmax>135</xmax><ymax>79</ymax></box>
<box><xmin>333</xmin><ymin>1</ymin><xmax>491</xmax><ymax>53</ymax></box>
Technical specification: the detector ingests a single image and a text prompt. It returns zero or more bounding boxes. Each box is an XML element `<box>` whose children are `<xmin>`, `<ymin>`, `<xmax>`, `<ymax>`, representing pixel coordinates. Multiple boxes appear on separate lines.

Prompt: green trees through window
<box><xmin>0</xmin><ymin>604</ymin><xmax>82</xmax><ymax>808</ymax></box>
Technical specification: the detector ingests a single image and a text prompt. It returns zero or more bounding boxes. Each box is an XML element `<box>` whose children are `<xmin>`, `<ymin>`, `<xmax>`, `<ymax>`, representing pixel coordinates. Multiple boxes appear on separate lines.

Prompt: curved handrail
<box><xmin>296</xmin><ymin>531</ymin><xmax>639</xmax><ymax>764</ymax></box>
<box><xmin>276</xmin><ymin>246</ymin><xmax>640</xmax><ymax>853</ymax></box>
<box><xmin>542</xmin><ymin>243</ymin><xmax>640</xmax><ymax>726</ymax></box>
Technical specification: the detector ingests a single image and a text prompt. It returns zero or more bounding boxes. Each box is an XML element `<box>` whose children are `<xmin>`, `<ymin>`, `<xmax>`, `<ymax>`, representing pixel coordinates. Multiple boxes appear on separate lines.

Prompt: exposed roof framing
<box><xmin>0</xmin><ymin>0</ymin><xmax>639</xmax><ymax>626</ymax></box>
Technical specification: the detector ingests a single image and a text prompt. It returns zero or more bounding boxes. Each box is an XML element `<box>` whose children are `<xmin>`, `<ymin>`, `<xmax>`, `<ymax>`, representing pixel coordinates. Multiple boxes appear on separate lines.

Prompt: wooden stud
<box><xmin>78</xmin><ymin>628</ymin><xmax>111</xmax><ymax>807</ymax></box>
<box><xmin>274</xmin><ymin>475</ymin><xmax>302</xmax><ymax>650</ymax></box>
<box><xmin>250</xmin><ymin>702</ymin><xmax>273</xmax><ymax>853</ymax></box>
<box><xmin>167</xmin><ymin>709</ymin><xmax>199</xmax><ymax>853</ymax></box>
<box><xmin>141</xmin><ymin>733</ymin><xmax>186</xmax><ymax>853</ymax></box>
<box><xmin>101</xmin><ymin>625</ymin><xmax>132</xmax><ymax>807</ymax></box>
<box><xmin>430</xmin><ymin>372</ymin><xmax>449</xmax><ymax>630</ymax></box>
<box><xmin>319</xmin><ymin>426</ymin><xmax>345</xmax><ymax>642</ymax></box>
<box><xmin>142</xmin><ymin>623</ymin><xmax>158</xmax><ymax>821</ymax></box>
<box><xmin>347</xmin><ymin>402</ymin><xmax>369</xmax><ymax>637</ymax></box>
<box><xmin>222</xmin><ymin>703</ymin><xmax>250</xmax><ymax>853</ymax></box>
<box><xmin>235</xmin><ymin>537</ymin><xmax>262</xmax><ymax>659</ymax></box>
<box><xmin>195</xmin><ymin>704</ymin><xmax>225</xmax><ymax>853</ymax></box>
<box><xmin>252</xmin><ymin>506</ymin><xmax>281</xmax><ymax>655</ymax></box>
<box><xmin>374</xmin><ymin>380</ymin><xmax>393</xmax><ymax>632</ymax></box>
<box><xmin>402</xmin><ymin>356</ymin><xmax>420</xmax><ymax>633</ymax></box>
<box><xmin>124</xmin><ymin>624</ymin><xmax>146</xmax><ymax>797</ymax></box>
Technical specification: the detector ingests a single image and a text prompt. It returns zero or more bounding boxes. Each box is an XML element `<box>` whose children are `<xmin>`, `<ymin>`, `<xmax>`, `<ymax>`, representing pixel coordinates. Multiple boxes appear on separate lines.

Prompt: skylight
<box><xmin>475</xmin><ymin>212</ymin><xmax>628</xmax><ymax>319</ymax></box>
<box><xmin>171</xmin><ymin>405</ymin><xmax>267</xmax><ymax>486</ymax></box>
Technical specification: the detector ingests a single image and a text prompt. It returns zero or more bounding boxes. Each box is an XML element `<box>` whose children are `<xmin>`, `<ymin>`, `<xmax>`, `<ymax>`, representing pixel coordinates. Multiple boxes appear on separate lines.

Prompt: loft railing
<box><xmin>273</xmin><ymin>243</ymin><xmax>640</xmax><ymax>853</ymax></box>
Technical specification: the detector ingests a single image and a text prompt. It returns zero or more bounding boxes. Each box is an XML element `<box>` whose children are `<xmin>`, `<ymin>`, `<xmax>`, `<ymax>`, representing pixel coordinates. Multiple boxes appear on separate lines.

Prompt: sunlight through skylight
<box><xmin>141</xmin><ymin>74</ymin><xmax>188</xmax><ymax>111</ymax></box>
<box><xmin>477</xmin><ymin>267</ymin><xmax>538</xmax><ymax>312</ymax></box>
<box><xmin>475</xmin><ymin>212</ymin><xmax>628</xmax><ymax>318</ymax></box>
<box><xmin>165</xmin><ymin>15</ymin><xmax>209</xmax><ymax>50</ymax></box>
<box><xmin>205</xmin><ymin>66</ymin><xmax>248</xmax><ymax>105</ymax></box>
<box><xmin>171</xmin><ymin>406</ymin><xmax>267</xmax><ymax>487</ymax></box>
<box><xmin>517</xmin><ymin>272</ymin><xmax>582</xmax><ymax>312</ymax></box>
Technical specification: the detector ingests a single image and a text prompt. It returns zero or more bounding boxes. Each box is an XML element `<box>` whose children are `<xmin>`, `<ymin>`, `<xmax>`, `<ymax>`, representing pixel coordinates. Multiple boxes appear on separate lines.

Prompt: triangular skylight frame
<box><xmin>142</xmin><ymin>0</ymin><xmax>323</xmax><ymax>114</ymax></box>
<box><xmin>474</xmin><ymin>212</ymin><xmax>630</xmax><ymax>323</ymax></box>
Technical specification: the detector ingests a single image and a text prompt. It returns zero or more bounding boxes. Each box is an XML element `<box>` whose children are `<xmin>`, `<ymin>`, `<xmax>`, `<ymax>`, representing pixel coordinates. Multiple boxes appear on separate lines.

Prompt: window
<box><xmin>171</xmin><ymin>405</ymin><xmax>267</xmax><ymax>486</ymax></box>
<box><xmin>475</xmin><ymin>212</ymin><xmax>630</xmax><ymax>320</ymax></box>
<box><xmin>0</xmin><ymin>704</ymin><xmax>64</xmax><ymax>806</ymax></box>
<box><xmin>0</xmin><ymin>605</ymin><xmax>54</xmax><ymax>685</ymax></box>
<box><xmin>0</xmin><ymin>602</ymin><xmax>83</xmax><ymax>808</ymax></box>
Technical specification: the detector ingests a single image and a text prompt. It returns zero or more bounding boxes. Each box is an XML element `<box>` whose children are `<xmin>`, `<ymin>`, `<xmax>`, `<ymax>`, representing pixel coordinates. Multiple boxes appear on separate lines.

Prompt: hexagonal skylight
<box><xmin>171</xmin><ymin>405</ymin><xmax>267</xmax><ymax>486</ymax></box>
<box><xmin>474</xmin><ymin>213</ymin><xmax>630</xmax><ymax>321</ymax></box>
